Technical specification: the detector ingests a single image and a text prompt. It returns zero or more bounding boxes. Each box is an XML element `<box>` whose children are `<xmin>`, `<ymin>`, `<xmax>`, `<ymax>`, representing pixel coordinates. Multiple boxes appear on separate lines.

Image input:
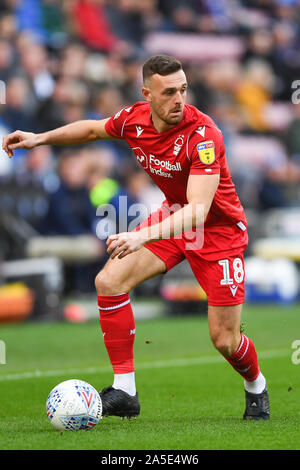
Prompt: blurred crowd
<box><xmin>1</xmin><ymin>0</ymin><xmax>300</xmax><ymax>292</ymax></box>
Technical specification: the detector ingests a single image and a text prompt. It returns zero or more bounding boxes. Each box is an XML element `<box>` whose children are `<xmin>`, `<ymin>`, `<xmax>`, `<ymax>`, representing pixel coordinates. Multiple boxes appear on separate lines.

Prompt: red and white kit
<box><xmin>105</xmin><ymin>102</ymin><xmax>248</xmax><ymax>306</ymax></box>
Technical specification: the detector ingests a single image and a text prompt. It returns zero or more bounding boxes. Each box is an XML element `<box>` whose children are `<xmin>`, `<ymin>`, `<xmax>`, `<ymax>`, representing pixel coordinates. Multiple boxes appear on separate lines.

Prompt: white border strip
<box><xmin>98</xmin><ymin>299</ymin><xmax>130</xmax><ymax>311</ymax></box>
<box><xmin>238</xmin><ymin>336</ymin><xmax>249</xmax><ymax>361</ymax></box>
<box><xmin>0</xmin><ymin>349</ymin><xmax>289</xmax><ymax>382</ymax></box>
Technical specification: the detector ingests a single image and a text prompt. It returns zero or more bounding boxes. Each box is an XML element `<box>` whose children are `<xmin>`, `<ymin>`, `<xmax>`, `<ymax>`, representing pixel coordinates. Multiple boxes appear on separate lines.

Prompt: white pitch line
<box><xmin>0</xmin><ymin>349</ymin><xmax>289</xmax><ymax>382</ymax></box>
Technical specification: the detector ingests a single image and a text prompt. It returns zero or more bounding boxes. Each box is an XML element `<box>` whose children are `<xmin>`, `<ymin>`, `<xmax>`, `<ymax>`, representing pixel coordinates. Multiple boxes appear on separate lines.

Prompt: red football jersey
<box><xmin>105</xmin><ymin>101</ymin><xmax>247</xmax><ymax>230</ymax></box>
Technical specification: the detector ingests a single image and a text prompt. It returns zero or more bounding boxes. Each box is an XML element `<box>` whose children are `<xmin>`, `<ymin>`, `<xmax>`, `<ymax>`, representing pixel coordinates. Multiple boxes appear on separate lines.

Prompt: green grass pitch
<box><xmin>0</xmin><ymin>303</ymin><xmax>299</xmax><ymax>450</ymax></box>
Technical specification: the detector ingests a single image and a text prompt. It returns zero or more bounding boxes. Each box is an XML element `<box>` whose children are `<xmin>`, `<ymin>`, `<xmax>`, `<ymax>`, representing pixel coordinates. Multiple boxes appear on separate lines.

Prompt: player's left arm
<box><xmin>107</xmin><ymin>173</ymin><xmax>220</xmax><ymax>259</ymax></box>
<box><xmin>186</xmin><ymin>172</ymin><xmax>220</xmax><ymax>223</ymax></box>
<box><xmin>139</xmin><ymin>173</ymin><xmax>220</xmax><ymax>239</ymax></box>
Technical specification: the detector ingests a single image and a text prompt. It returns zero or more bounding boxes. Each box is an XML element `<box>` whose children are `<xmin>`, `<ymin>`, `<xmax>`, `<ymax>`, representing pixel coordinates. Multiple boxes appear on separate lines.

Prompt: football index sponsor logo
<box><xmin>149</xmin><ymin>154</ymin><xmax>181</xmax><ymax>178</ymax></box>
<box><xmin>133</xmin><ymin>148</ymin><xmax>182</xmax><ymax>178</ymax></box>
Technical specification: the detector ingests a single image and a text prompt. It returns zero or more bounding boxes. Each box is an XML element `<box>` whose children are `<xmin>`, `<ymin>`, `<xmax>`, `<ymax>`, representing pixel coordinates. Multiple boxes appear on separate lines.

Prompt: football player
<box><xmin>3</xmin><ymin>55</ymin><xmax>269</xmax><ymax>421</ymax></box>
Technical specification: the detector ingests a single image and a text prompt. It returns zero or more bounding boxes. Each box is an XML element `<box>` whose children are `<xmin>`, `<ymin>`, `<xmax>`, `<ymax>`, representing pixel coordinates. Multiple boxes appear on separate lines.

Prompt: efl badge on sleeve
<box><xmin>197</xmin><ymin>141</ymin><xmax>215</xmax><ymax>165</ymax></box>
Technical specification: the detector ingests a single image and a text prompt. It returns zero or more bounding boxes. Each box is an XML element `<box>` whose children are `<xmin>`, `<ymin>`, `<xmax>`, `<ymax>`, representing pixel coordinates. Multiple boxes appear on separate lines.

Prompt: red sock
<box><xmin>224</xmin><ymin>334</ymin><xmax>260</xmax><ymax>382</ymax></box>
<box><xmin>98</xmin><ymin>293</ymin><xmax>135</xmax><ymax>374</ymax></box>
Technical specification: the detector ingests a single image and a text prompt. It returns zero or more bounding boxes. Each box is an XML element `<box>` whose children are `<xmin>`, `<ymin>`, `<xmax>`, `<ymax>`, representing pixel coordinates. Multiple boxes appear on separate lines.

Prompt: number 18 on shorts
<box><xmin>189</xmin><ymin>254</ymin><xmax>245</xmax><ymax>306</ymax></box>
<box><xmin>217</xmin><ymin>256</ymin><xmax>245</xmax><ymax>305</ymax></box>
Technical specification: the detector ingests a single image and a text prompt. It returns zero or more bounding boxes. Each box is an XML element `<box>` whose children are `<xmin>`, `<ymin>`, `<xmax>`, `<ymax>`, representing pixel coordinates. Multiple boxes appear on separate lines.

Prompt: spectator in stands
<box><xmin>91</xmin><ymin>85</ymin><xmax>126</xmax><ymax>119</ymax></box>
<box><xmin>0</xmin><ymin>7</ymin><xmax>17</xmax><ymax>42</ymax></box>
<box><xmin>70</xmin><ymin>0</ymin><xmax>121</xmax><ymax>52</ymax></box>
<box><xmin>119</xmin><ymin>54</ymin><xmax>144</xmax><ymax>104</ymax></box>
<box><xmin>36</xmin><ymin>76</ymin><xmax>75</xmax><ymax>132</ymax></box>
<box><xmin>284</xmin><ymin>103</ymin><xmax>300</xmax><ymax>168</ymax></box>
<box><xmin>37</xmin><ymin>78</ymin><xmax>90</xmax><ymax>132</ymax></box>
<box><xmin>0</xmin><ymin>75</ymin><xmax>36</xmax><ymax>132</ymax></box>
<box><xmin>18</xmin><ymin>41</ymin><xmax>55</xmax><ymax>101</ymax></box>
<box><xmin>59</xmin><ymin>43</ymin><xmax>88</xmax><ymax>80</ymax></box>
<box><xmin>39</xmin><ymin>147</ymin><xmax>96</xmax><ymax>237</ymax></box>
<box><xmin>88</xmin><ymin>85</ymin><xmax>134</xmax><ymax>163</ymax></box>
<box><xmin>235</xmin><ymin>59</ymin><xmax>275</xmax><ymax>133</ymax></box>
<box><xmin>0</xmin><ymin>38</ymin><xmax>15</xmax><ymax>83</ymax></box>
<box><xmin>271</xmin><ymin>20</ymin><xmax>300</xmax><ymax>100</ymax></box>
<box><xmin>19</xmin><ymin>145</ymin><xmax>59</xmax><ymax>193</ymax></box>
<box><xmin>39</xmin><ymin>146</ymin><xmax>104</xmax><ymax>292</ymax></box>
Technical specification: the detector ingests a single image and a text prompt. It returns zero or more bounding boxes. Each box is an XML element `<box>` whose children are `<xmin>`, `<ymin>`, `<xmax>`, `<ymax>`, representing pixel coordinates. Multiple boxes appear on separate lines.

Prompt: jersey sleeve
<box><xmin>104</xmin><ymin>106</ymin><xmax>133</xmax><ymax>139</ymax></box>
<box><xmin>189</xmin><ymin>125</ymin><xmax>224</xmax><ymax>175</ymax></box>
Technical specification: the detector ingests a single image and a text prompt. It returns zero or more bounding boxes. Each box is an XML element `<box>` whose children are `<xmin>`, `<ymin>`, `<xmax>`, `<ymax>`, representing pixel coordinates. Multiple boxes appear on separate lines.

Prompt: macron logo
<box><xmin>229</xmin><ymin>285</ymin><xmax>238</xmax><ymax>297</ymax></box>
<box><xmin>196</xmin><ymin>126</ymin><xmax>205</xmax><ymax>138</ymax></box>
<box><xmin>136</xmin><ymin>126</ymin><xmax>144</xmax><ymax>137</ymax></box>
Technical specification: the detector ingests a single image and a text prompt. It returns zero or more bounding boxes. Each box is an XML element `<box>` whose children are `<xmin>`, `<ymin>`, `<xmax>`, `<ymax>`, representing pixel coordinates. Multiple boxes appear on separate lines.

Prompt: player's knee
<box><xmin>95</xmin><ymin>268</ymin><xmax>129</xmax><ymax>296</ymax></box>
<box><xmin>95</xmin><ymin>270</ymin><xmax>114</xmax><ymax>295</ymax></box>
<box><xmin>211</xmin><ymin>332</ymin><xmax>239</xmax><ymax>356</ymax></box>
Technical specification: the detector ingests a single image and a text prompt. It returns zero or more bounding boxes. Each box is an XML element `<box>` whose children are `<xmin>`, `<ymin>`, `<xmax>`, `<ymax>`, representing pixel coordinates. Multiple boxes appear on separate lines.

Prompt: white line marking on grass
<box><xmin>0</xmin><ymin>349</ymin><xmax>289</xmax><ymax>382</ymax></box>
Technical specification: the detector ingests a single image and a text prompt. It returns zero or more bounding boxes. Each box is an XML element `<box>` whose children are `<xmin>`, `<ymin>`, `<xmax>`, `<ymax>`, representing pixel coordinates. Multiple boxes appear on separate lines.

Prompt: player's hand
<box><xmin>2</xmin><ymin>130</ymin><xmax>39</xmax><ymax>158</ymax></box>
<box><xmin>106</xmin><ymin>232</ymin><xmax>148</xmax><ymax>259</ymax></box>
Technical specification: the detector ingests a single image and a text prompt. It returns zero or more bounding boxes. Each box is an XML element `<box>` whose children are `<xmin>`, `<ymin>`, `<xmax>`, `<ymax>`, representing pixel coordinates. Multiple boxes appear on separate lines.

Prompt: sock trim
<box><xmin>235</xmin><ymin>334</ymin><xmax>245</xmax><ymax>355</ymax></box>
<box><xmin>98</xmin><ymin>299</ymin><xmax>130</xmax><ymax>311</ymax></box>
<box><xmin>107</xmin><ymin>293</ymin><xmax>127</xmax><ymax>296</ymax></box>
<box><xmin>238</xmin><ymin>336</ymin><xmax>249</xmax><ymax>361</ymax></box>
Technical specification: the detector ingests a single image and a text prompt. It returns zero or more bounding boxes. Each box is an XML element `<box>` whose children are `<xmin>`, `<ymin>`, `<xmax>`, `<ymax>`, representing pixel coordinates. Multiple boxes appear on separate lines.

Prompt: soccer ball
<box><xmin>46</xmin><ymin>379</ymin><xmax>102</xmax><ymax>431</ymax></box>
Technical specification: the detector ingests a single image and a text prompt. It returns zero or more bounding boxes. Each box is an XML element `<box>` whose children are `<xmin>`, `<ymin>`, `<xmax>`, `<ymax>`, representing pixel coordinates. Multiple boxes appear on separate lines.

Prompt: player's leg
<box><xmin>95</xmin><ymin>246</ymin><xmax>166</xmax><ymax>406</ymax></box>
<box><xmin>185</xmin><ymin>251</ymin><xmax>269</xmax><ymax>419</ymax></box>
<box><xmin>95</xmin><ymin>238</ymin><xmax>184</xmax><ymax>418</ymax></box>
<box><xmin>208</xmin><ymin>303</ymin><xmax>269</xmax><ymax>420</ymax></box>
<box><xmin>207</xmin><ymin>303</ymin><xmax>242</xmax><ymax>356</ymax></box>
<box><xmin>208</xmin><ymin>303</ymin><xmax>263</xmax><ymax>383</ymax></box>
<box><xmin>95</xmin><ymin>202</ymin><xmax>185</xmax><ymax>418</ymax></box>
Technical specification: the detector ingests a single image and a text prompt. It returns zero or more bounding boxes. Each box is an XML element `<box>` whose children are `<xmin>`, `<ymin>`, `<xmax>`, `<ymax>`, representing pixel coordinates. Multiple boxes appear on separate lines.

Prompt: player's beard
<box><xmin>166</xmin><ymin>108</ymin><xmax>183</xmax><ymax>125</ymax></box>
<box><xmin>157</xmin><ymin>106</ymin><xmax>184</xmax><ymax>127</ymax></box>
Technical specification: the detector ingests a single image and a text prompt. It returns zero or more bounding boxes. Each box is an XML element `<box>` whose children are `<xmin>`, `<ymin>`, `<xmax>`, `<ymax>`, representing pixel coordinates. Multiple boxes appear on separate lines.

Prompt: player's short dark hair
<box><xmin>142</xmin><ymin>55</ymin><xmax>182</xmax><ymax>83</ymax></box>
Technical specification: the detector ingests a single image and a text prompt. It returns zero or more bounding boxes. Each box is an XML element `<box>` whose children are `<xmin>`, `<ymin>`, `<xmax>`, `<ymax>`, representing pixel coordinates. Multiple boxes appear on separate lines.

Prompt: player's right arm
<box><xmin>2</xmin><ymin>118</ymin><xmax>113</xmax><ymax>158</ymax></box>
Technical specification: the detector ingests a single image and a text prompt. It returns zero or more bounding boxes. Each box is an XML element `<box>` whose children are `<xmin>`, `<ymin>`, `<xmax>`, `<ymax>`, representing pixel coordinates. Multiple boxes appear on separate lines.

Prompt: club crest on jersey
<box><xmin>173</xmin><ymin>134</ymin><xmax>185</xmax><ymax>156</ymax></box>
<box><xmin>197</xmin><ymin>141</ymin><xmax>215</xmax><ymax>165</ymax></box>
